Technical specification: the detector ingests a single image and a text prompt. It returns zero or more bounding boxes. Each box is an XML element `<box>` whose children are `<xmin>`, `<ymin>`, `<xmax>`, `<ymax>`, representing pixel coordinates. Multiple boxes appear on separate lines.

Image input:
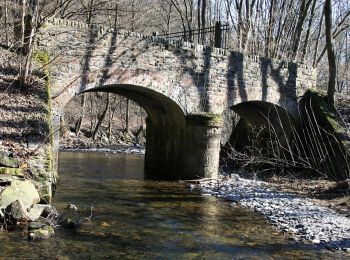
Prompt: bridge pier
<box><xmin>144</xmin><ymin>113</ymin><xmax>222</xmax><ymax>180</ymax></box>
<box><xmin>182</xmin><ymin>114</ymin><xmax>223</xmax><ymax>179</ymax></box>
<box><xmin>144</xmin><ymin>115</ymin><xmax>185</xmax><ymax>179</ymax></box>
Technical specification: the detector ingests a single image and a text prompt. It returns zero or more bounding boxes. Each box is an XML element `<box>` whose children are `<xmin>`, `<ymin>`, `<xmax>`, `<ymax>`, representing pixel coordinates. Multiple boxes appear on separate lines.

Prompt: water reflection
<box><xmin>0</xmin><ymin>151</ymin><xmax>346</xmax><ymax>259</ymax></box>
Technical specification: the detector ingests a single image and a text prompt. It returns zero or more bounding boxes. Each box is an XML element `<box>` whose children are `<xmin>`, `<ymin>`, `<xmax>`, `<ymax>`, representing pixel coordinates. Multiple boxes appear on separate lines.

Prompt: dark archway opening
<box><xmin>61</xmin><ymin>84</ymin><xmax>187</xmax><ymax>180</ymax></box>
<box><xmin>221</xmin><ymin>101</ymin><xmax>296</xmax><ymax>173</ymax></box>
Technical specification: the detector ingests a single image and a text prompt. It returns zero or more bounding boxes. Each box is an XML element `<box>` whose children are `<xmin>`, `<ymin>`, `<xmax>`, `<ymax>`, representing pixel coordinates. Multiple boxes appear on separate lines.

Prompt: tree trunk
<box><xmin>291</xmin><ymin>0</ymin><xmax>312</xmax><ymax>60</ymax></box>
<box><xmin>201</xmin><ymin>0</ymin><xmax>207</xmax><ymax>44</ymax></box>
<box><xmin>5</xmin><ymin>3</ymin><xmax>9</xmax><ymax>46</ymax></box>
<box><xmin>197</xmin><ymin>0</ymin><xmax>201</xmax><ymax>42</ymax></box>
<box><xmin>23</xmin><ymin>1</ymin><xmax>39</xmax><ymax>85</ymax></box>
<box><xmin>312</xmin><ymin>8</ymin><xmax>324</xmax><ymax>67</ymax></box>
<box><xmin>114</xmin><ymin>3</ymin><xmax>118</xmax><ymax>28</ymax></box>
<box><xmin>324</xmin><ymin>0</ymin><xmax>337</xmax><ymax>109</ymax></box>
<box><xmin>75</xmin><ymin>94</ymin><xmax>86</xmax><ymax>135</ymax></box>
<box><xmin>92</xmin><ymin>93</ymin><xmax>110</xmax><ymax>140</ymax></box>
<box><xmin>301</xmin><ymin>0</ymin><xmax>317</xmax><ymax>62</ymax></box>
<box><xmin>87</xmin><ymin>0</ymin><xmax>94</xmax><ymax>24</ymax></box>
<box><xmin>265</xmin><ymin>0</ymin><xmax>275</xmax><ymax>57</ymax></box>
<box><xmin>19</xmin><ymin>0</ymin><xmax>26</xmax><ymax>89</ymax></box>
<box><xmin>125</xmin><ymin>98</ymin><xmax>130</xmax><ymax>133</ymax></box>
<box><xmin>107</xmin><ymin>96</ymin><xmax>115</xmax><ymax>139</ymax></box>
<box><xmin>131</xmin><ymin>0</ymin><xmax>135</xmax><ymax>31</ymax></box>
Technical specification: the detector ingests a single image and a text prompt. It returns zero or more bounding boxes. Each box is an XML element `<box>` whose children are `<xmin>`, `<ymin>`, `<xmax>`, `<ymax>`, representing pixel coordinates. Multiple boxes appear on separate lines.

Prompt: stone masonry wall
<box><xmin>36</xmin><ymin>17</ymin><xmax>317</xmax><ymax>117</ymax></box>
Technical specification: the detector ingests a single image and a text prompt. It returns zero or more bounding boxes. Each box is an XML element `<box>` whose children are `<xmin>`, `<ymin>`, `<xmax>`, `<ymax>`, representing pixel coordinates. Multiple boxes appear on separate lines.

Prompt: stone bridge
<box><xmin>36</xmin><ymin>18</ymin><xmax>317</xmax><ymax>179</ymax></box>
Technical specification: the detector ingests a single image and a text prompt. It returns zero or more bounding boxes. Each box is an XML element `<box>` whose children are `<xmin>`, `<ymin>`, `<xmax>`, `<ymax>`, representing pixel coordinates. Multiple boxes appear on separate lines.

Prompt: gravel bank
<box><xmin>198</xmin><ymin>174</ymin><xmax>350</xmax><ymax>252</ymax></box>
<box><xmin>60</xmin><ymin>145</ymin><xmax>145</xmax><ymax>155</ymax></box>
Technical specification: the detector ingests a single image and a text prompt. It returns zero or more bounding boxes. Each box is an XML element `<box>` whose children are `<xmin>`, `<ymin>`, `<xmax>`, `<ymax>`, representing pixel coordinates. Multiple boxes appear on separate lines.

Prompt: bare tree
<box><xmin>325</xmin><ymin>0</ymin><xmax>337</xmax><ymax>108</ymax></box>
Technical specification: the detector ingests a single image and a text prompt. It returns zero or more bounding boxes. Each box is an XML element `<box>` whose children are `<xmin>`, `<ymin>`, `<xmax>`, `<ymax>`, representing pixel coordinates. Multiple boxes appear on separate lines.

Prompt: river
<box><xmin>0</xmin><ymin>151</ymin><xmax>345</xmax><ymax>259</ymax></box>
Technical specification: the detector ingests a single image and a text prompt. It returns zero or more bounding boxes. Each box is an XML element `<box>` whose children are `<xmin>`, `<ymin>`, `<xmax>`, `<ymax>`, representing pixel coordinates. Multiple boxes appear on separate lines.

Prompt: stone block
<box><xmin>5</xmin><ymin>200</ymin><xmax>30</xmax><ymax>222</ymax></box>
<box><xmin>0</xmin><ymin>180</ymin><xmax>40</xmax><ymax>212</ymax></box>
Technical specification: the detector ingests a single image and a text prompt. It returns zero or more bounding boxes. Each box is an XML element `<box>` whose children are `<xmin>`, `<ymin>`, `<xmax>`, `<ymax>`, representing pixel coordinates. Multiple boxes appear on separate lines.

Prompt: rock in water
<box><xmin>66</xmin><ymin>204</ymin><xmax>78</xmax><ymax>211</ymax></box>
<box><xmin>5</xmin><ymin>200</ymin><xmax>30</xmax><ymax>222</ymax></box>
<box><xmin>28</xmin><ymin>225</ymin><xmax>54</xmax><ymax>240</ymax></box>
<box><xmin>0</xmin><ymin>180</ymin><xmax>40</xmax><ymax>214</ymax></box>
<box><xmin>28</xmin><ymin>204</ymin><xmax>52</xmax><ymax>221</ymax></box>
<box><xmin>63</xmin><ymin>218</ymin><xmax>81</xmax><ymax>230</ymax></box>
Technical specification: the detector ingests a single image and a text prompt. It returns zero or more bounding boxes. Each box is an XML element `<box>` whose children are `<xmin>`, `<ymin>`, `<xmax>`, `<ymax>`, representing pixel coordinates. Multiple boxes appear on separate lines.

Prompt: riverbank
<box><xmin>194</xmin><ymin>173</ymin><xmax>350</xmax><ymax>252</ymax></box>
<box><xmin>60</xmin><ymin>126</ymin><xmax>145</xmax><ymax>150</ymax></box>
<box><xmin>60</xmin><ymin>145</ymin><xmax>145</xmax><ymax>155</ymax></box>
<box><xmin>0</xmin><ymin>48</ymin><xmax>58</xmax><ymax>236</ymax></box>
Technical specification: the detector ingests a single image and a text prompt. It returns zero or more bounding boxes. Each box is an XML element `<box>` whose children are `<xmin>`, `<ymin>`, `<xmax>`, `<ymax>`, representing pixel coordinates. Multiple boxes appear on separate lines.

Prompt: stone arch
<box><xmin>78</xmin><ymin>84</ymin><xmax>187</xmax><ymax>179</ymax></box>
<box><xmin>223</xmin><ymin>100</ymin><xmax>295</xmax><ymax>153</ymax></box>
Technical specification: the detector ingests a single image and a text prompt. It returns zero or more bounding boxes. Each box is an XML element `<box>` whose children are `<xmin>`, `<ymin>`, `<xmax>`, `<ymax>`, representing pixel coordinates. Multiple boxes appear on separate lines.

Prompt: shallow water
<box><xmin>0</xmin><ymin>151</ymin><xmax>346</xmax><ymax>259</ymax></box>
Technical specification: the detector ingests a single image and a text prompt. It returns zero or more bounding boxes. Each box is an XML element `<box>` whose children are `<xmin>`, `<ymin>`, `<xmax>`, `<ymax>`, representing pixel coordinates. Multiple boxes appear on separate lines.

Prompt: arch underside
<box><xmin>225</xmin><ymin>101</ymin><xmax>295</xmax><ymax>151</ymax></box>
<box><xmin>232</xmin><ymin>101</ymin><xmax>293</xmax><ymax>127</ymax></box>
<box><xmin>82</xmin><ymin>84</ymin><xmax>187</xmax><ymax>179</ymax></box>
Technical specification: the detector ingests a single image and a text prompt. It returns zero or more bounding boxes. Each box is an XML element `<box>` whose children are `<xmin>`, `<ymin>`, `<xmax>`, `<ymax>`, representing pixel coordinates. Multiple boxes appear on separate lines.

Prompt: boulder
<box><xmin>5</xmin><ymin>200</ymin><xmax>30</xmax><ymax>222</ymax></box>
<box><xmin>0</xmin><ymin>151</ymin><xmax>20</xmax><ymax>168</ymax></box>
<box><xmin>0</xmin><ymin>180</ymin><xmax>40</xmax><ymax>214</ymax></box>
<box><xmin>28</xmin><ymin>204</ymin><xmax>49</xmax><ymax>221</ymax></box>
<box><xmin>28</xmin><ymin>221</ymin><xmax>46</xmax><ymax>230</ymax></box>
<box><xmin>34</xmin><ymin>180</ymin><xmax>53</xmax><ymax>203</ymax></box>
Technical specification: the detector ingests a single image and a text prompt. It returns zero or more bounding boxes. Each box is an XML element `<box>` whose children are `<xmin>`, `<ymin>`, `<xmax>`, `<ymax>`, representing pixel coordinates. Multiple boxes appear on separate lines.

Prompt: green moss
<box><xmin>33</xmin><ymin>50</ymin><xmax>49</xmax><ymax>68</ymax></box>
<box><xmin>0</xmin><ymin>167</ymin><xmax>24</xmax><ymax>176</ymax></box>
<box><xmin>33</xmin><ymin>49</ymin><xmax>57</xmax><ymax>189</ymax></box>
<box><xmin>187</xmin><ymin>113</ymin><xmax>223</xmax><ymax>127</ymax></box>
<box><xmin>40</xmin><ymin>23</ymin><xmax>48</xmax><ymax>29</ymax></box>
<box><xmin>302</xmin><ymin>90</ymin><xmax>342</xmax><ymax>134</ymax></box>
<box><xmin>300</xmin><ymin>90</ymin><xmax>349</xmax><ymax>180</ymax></box>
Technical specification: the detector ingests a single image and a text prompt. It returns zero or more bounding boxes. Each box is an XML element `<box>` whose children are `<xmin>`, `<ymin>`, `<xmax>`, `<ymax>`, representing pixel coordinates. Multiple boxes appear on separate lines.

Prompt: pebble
<box><xmin>198</xmin><ymin>174</ymin><xmax>350</xmax><ymax>251</ymax></box>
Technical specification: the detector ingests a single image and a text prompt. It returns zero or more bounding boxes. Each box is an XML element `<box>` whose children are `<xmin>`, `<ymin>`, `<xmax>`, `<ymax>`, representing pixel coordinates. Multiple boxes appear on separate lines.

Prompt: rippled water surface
<box><xmin>0</xmin><ymin>151</ymin><xmax>346</xmax><ymax>259</ymax></box>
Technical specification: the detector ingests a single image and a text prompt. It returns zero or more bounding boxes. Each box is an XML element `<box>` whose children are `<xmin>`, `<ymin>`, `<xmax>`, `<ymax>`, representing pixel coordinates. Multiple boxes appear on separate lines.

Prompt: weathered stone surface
<box><xmin>0</xmin><ymin>175</ymin><xmax>19</xmax><ymax>185</ymax></box>
<box><xmin>28</xmin><ymin>204</ymin><xmax>50</xmax><ymax>221</ymax></box>
<box><xmin>28</xmin><ymin>225</ymin><xmax>54</xmax><ymax>240</ymax></box>
<box><xmin>5</xmin><ymin>200</ymin><xmax>30</xmax><ymax>222</ymax></box>
<box><xmin>34</xmin><ymin>17</ymin><xmax>317</xmax><ymax>179</ymax></box>
<box><xmin>28</xmin><ymin>221</ymin><xmax>46</xmax><ymax>230</ymax></box>
<box><xmin>34</xmin><ymin>180</ymin><xmax>53</xmax><ymax>204</ymax></box>
<box><xmin>0</xmin><ymin>180</ymin><xmax>40</xmax><ymax>212</ymax></box>
<box><xmin>0</xmin><ymin>167</ymin><xmax>24</xmax><ymax>177</ymax></box>
<box><xmin>0</xmin><ymin>151</ymin><xmax>20</xmax><ymax>168</ymax></box>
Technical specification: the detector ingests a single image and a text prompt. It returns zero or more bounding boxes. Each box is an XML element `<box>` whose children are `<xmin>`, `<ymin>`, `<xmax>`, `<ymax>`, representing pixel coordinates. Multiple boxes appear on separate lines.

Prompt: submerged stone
<box><xmin>28</xmin><ymin>225</ymin><xmax>54</xmax><ymax>240</ymax></box>
<box><xmin>63</xmin><ymin>218</ymin><xmax>81</xmax><ymax>229</ymax></box>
